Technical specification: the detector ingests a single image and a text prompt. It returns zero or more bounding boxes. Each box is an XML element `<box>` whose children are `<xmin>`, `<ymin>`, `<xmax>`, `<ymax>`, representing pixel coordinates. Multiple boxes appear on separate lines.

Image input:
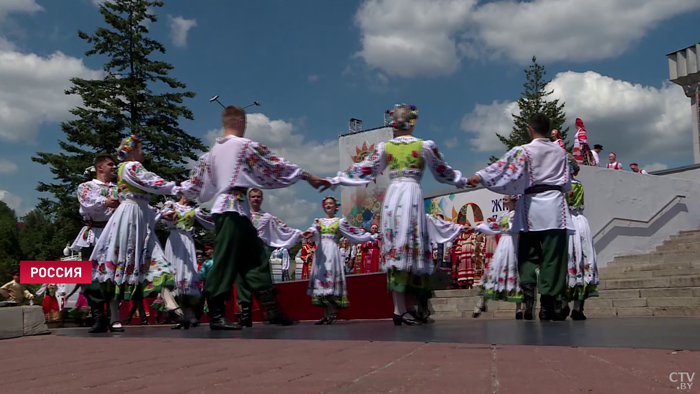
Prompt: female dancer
<box><xmin>472</xmin><ymin>195</ymin><xmax>524</xmax><ymax>319</ymax></box>
<box><xmin>361</xmin><ymin>224</ymin><xmax>382</xmax><ymax>273</ymax></box>
<box><xmin>328</xmin><ymin>104</ymin><xmax>469</xmax><ymax>325</ymax></box>
<box><xmin>159</xmin><ymin>195</ymin><xmax>214</xmax><ymax>329</ymax></box>
<box><xmin>564</xmin><ymin>158</ymin><xmax>599</xmax><ymax>320</ymax></box>
<box><xmin>302</xmin><ymin>196</ymin><xmax>378</xmax><ymax>324</ymax></box>
<box><xmin>65</xmin><ymin>285</ymin><xmax>91</xmax><ymax>326</ymax></box>
<box><xmin>89</xmin><ymin>135</ymin><xmax>177</xmax><ymax>332</ymax></box>
<box><xmin>551</xmin><ymin>129</ymin><xmax>565</xmax><ymax>150</ymax></box>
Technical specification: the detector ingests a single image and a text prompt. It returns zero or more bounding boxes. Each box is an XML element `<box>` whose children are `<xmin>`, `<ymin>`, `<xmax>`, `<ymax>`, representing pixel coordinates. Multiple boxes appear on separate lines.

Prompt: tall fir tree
<box><xmin>32</xmin><ymin>0</ymin><xmax>205</xmax><ymax>254</ymax></box>
<box><xmin>489</xmin><ymin>56</ymin><xmax>568</xmax><ymax>163</ymax></box>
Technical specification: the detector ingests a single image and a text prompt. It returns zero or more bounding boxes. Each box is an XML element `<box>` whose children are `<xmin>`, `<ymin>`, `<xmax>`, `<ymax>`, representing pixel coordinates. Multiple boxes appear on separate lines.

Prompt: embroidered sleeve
<box><xmin>425</xmin><ymin>214</ymin><xmax>463</xmax><ymax>243</ymax></box>
<box><xmin>304</xmin><ymin>218</ymin><xmax>322</xmax><ymax>245</ymax></box>
<box><xmin>77</xmin><ymin>182</ymin><xmax>112</xmax><ymax>216</ymax></box>
<box><xmin>475</xmin><ymin>221</ymin><xmax>500</xmax><ymax>236</ymax></box>
<box><xmin>281</xmin><ymin>249</ymin><xmax>291</xmax><ymax>270</ymax></box>
<box><xmin>422</xmin><ymin>140</ymin><xmax>468</xmax><ymax>187</ymax></box>
<box><xmin>158</xmin><ymin>201</ymin><xmax>177</xmax><ymax>225</ymax></box>
<box><xmin>122</xmin><ymin>162</ymin><xmax>177</xmax><ymax>195</ymax></box>
<box><xmin>239</xmin><ymin>141</ymin><xmax>309</xmax><ymax>189</ymax></box>
<box><xmin>195</xmin><ymin>208</ymin><xmax>215</xmax><ymax>231</ymax></box>
<box><xmin>339</xmin><ymin>218</ymin><xmax>378</xmax><ymax>244</ymax></box>
<box><xmin>263</xmin><ymin>215</ymin><xmax>302</xmax><ymax>249</ymax></box>
<box><xmin>177</xmin><ymin>153</ymin><xmax>211</xmax><ymax>201</ymax></box>
<box><xmin>476</xmin><ymin>147</ymin><xmax>530</xmax><ymax>195</ymax></box>
<box><xmin>577</xmin><ymin>129</ymin><xmax>588</xmax><ymax>145</ymax></box>
<box><xmin>328</xmin><ymin>143</ymin><xmax>387</xmax><ymax>188</ymax></box>
<box><xmin>557</xmin><ymin>139</ymin><xmax>565</xmax><ymax>150</ymax></box>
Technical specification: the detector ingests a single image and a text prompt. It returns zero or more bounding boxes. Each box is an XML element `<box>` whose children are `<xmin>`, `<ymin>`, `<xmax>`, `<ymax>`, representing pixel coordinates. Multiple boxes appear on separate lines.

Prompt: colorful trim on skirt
<box><xmin>386</xmin><ymin>269</ymin><xmax>432</xmax><ymax>300</ymax></box>
<box><xmin>142</xmin><ymin>273</ymin><xmax>175</xmax><ymax>299</ymax></box>
<box><xmin>150</xmin><ymin>297</ymin><xmax>166</xmax><ymax>312</ymax></box>
<box><xmin>312</xmin><ymin>294</ymin><xmax>350</xmax><ymax>309</ymax></box>
<box><xmin>565</xmin><ymin>283</ymin><xmax>599</xmax><ymax>301</ymax></box>
<box><xmin>480</xmin><ymin>287</ymin><xmax>523</xmax><ymax>303</ymax></box>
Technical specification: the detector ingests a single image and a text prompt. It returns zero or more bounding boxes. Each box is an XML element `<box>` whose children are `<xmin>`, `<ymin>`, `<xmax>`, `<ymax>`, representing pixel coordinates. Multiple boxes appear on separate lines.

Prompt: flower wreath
<box><xmin>117</xmin><ymin>134</ymin><xmax>139</xmax><ymax>161</ymax></box>
<box><xmin>385</xmin><ymin>104</ymin><xmax>418</xmax><ymax>130</ymax></box>
<box><xmin>322</xmin><ymin>196</ymin><xmax>340</xmax><ymax>212</ymax></box>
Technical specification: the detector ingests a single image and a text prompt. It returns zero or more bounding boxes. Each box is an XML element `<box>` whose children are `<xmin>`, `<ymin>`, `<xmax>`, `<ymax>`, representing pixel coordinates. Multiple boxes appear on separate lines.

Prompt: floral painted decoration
<box><xmin>322</xmin><ymin>196</ymin><xmax>340</xmax><ymax>212</ymax></box>
<box><xmin>385</xmin><ymin>104</ymin><xmax>418</xmax><ymax>130</ymax></box>
<box><xmin>117</xmin><ymin>134</ymin><xmax>139</xmax><ymax>161</ymax></box>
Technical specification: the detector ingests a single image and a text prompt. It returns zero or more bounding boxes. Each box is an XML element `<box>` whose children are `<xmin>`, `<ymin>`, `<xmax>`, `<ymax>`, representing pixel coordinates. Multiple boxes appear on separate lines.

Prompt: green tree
<box><xmin>19</xmin><ymin>207</ymin><xmax>63</xmax><ymax>262</ymax></box>
<box><xmin>489</xmin><ymin>56</ymin><xmax>569</xmax><ymax>163</ymax></box>
<box><xmin>32</xmin><ymin>0</ymin><xmax>205</xmax><ymax>249</ymax></box>
<box><xmin>0</xmin><ymin>201</ymin><xmax>22</xmax><ymax>283</ymax></box>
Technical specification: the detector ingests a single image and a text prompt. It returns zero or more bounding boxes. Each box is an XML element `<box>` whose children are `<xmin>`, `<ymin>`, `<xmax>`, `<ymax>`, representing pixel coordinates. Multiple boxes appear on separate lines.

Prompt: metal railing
<box><xmin>592</xmin><ymin>195</ymin><xmax>687</xmax><ymax>241</ymax></box>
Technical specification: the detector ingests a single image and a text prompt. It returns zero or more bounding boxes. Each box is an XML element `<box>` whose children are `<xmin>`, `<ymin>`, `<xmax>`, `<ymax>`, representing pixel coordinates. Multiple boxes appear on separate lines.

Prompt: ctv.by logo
<box><xmin>669</xmin><ymin>372</ymin><xmax>695</xmax><ymax>390</ymax></box>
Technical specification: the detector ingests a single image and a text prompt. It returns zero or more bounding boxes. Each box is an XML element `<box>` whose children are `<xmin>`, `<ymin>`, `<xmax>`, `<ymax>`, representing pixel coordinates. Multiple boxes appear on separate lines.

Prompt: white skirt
<box><xmin>380</xmin><ymin>179</ymin><xmax>433</xmax><ymax>275</ymax></box>
<box><xmin>164</xmin><ymin>229</ymin><xmax>201</xmax><ymax>297</ymax></box>
<box><xmin>481</xmin><ymin>234</ymin><xmax>521</xmax><ymax>299</ymax></box>
<box><xmin>567</xmin><ymin>211</ymin><xmax>600</xmax><ymax>288</ymax></box>
<box><xmin>307</xmin><ymin>236</ymin><xmax>348</xmax><ymax>300</ymax></box>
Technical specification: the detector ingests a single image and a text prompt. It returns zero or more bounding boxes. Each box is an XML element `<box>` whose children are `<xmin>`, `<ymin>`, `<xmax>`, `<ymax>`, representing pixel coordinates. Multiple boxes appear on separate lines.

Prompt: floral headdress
<box><xmin>385</xmin><ymin>104</ymin><xmax>418</xmax><ymax>130</ymax></box>
<box><xmin>322</xmin><ymin>196</ymin><xmax>340</xmax><ymax>212</ymax></box>
<box><xmin>117</xmin><ymin>135</ymin><xmax>139</xmax><ymax>161</ymax></box>
<box><xmin>510</xmin><ymin>194</ymin><xmax>519</xmax><ymax>201</ymax></box>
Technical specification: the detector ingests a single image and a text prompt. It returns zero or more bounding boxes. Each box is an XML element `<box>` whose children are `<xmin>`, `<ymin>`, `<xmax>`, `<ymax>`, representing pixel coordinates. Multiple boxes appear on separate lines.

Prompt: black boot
<box><xmin>88</xmin><ymin>303</ymin><xmax>109</xmax><ymax>333</ymax></box>
<box><xmin>238</xmin><ymin>303</ymin><xmax>253</xmax><ymax>328</ymax></box>
<box><xmin>259</xmin><ymin>289</ymin><xmax>298</xmax><ymax>326</ymax></box>
<box><xmin>171</xmin><ymin>315</ymin><xmax>191</xmax><ymax>330</ymax></box>
<box><xmin>522</xmin><ymin>284</ymin><xmax>535</xmax><ymax>321</ymax></box>
<box><xmin>208</xmin><ymin>297</ymin><xmax>242</xmax><ymax>330</ymax></box>
<box><xmin>539</xmin><ymin>295</ymin><xmax>556</xmax><ymax>321</ymax></box>
<box><xmin>554</xmin><ymin>299</ymin><xmax>570</xmax><ymax>321</ymax></box>
<box><xmin>571</xmin><ymin>300</ymin><xmax>587</xmax><ymax>321</ymax></box>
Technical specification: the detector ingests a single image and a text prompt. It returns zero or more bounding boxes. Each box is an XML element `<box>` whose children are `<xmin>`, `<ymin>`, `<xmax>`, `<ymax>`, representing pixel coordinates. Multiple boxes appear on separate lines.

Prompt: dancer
<box><xmin>37</xmin><ymin>284</ymin><xmax>60</xmax><ymax>322</ymax></box>
<box><xmin>300</xmin><ymin>239</ymin><xmax>316</xmax><ymax>280</ymax></box>
<box><xmin>573</xmin><ymin>118</ymin><xmax>593</xmax><ymax>166</ymax></box>
<box><xmin>361</xmin><ymin>224</ymin><xmax>382</xmax><ymax>273</ymax></box>
<box><xmin>89</xmin><ymin>135</ymin><xmax>178</xmax><ymax>333</ymax></box>
<box><xmin>551</xmin><ymin>129</ymin><xmax>566</xmax><ymax>150</ymax></box>
<box><xmin>159</xmin><ymin>195</ymin><xmax>214</xmax><ymax>329</ymax></box>
<box><xmin>472</xmin><ymin>195</ymin><xmax>523</xmax><ymax>319</ymax></box>
<box><xmin>563</xmin><ymin>157</ymin><xmax>599</xmax><ymax>320</ymax></box>
<box><xmin>175</xmin><ymin>104</ymin><xmax>330</xmax><ymax>330</ymax></box>
<box><xmin>328</xmin><ymin>104</ymin><xmax>469</xmax><ymax>325</ymax></box>
<box><xmin>301</xmin><ymin>196</ymin><xmax>378</xmax><ymax>324</ymax></box>
<box><xmin>607</xmin><ymin>153</ymin><xmax>622</xmax><ymax>170</ymax></box>
<box><xmin>234</xmin><ymin>188</ymin><xmax>304</xmax><ymax>328</ymax></box>
<box><xmin>65</xmin><ymin>285</ymin><xmax>91</xmax><ymax>326</ymax></box>
<box><xmin>467</xmin><ymin>113</ymin><xmax>572</xmax><ymax>321</ymax></box>
<box><xmin>70</xmin><ymin>155</ymin><xmax>119</xmax><ymax>333</ymax></box>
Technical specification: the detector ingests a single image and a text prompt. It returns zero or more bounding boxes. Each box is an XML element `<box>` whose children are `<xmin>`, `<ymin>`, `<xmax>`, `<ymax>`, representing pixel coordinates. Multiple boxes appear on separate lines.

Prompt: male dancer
<box><xmin>467</xmin><ymin>113</ymin><xmax>572</xmax><ymax>321</ymax></box>
<box><xmin>70</xmin><ymin>155</ymin><xmax>119</xmax><ymax>333</ymax></box>
<box><xmin>176</xmin><ymin>105</ymin><xmax>330</xmax><ymax>330</ymax></box>
<box><xmin>235</xmin><ymin>188</ymin><xmax>303</xmax><ymax>327</ymax></box>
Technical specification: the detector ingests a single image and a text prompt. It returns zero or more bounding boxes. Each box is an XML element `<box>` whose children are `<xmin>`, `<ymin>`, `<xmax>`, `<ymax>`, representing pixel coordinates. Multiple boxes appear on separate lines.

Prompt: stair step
<box><xmin>604</xmin><ymin>261</ymin><xmax>700</xmax><ymax>271</ymax></box>
<box><xmin>656</xmin><ymin>242</ymin><xmax>700</xmax><ymax>252</ymax></box>
<box><xmin>613</xmin><ymin>251</ymin><xmax>700</xmax><ymax>265</ymax></box>
<box><xmin>599</xmin><ymin>266</ymin><xmax>700</xmax><ymax>279</ymax></box>
<box><xmin>601</xmin><ymin>275</ymin><xmax>700</xmax><ymax>290</ymax></box>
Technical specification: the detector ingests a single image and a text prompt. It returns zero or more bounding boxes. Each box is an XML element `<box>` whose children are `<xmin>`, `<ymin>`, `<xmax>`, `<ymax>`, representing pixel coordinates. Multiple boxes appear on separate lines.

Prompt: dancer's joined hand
<box><xmin>163</xmin><ymin>212</ymin><xmax>177</xmax><ymax>221</ymax></box>
<box><xmin>466</xmin><ymin>175</ymin><xmax>481</xmax><ymax>187</ymax></box>
<box><xmin>307</xmin><ymin>174</ymin><xmax>332</xmax><ymax>192</ymax></box>
<box><xmin>301</xmin><ymin>230</ymin><xmax>314</xmax><ymax>239</ymax></box>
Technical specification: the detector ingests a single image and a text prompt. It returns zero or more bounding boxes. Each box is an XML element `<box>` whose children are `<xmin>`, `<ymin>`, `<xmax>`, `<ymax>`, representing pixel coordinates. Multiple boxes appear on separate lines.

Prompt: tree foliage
<box><xmin>489</xmin><ymin>56</ymin><xmax>569</xmax><ymax>163</ymax></box>
<box><xmin>0</xmin><ymin>201</ymin><xmax>22</xmax><ymax>283</ymax></box>
<box><xmin>31</xmin><ymin>0</ymin><xmax>205</xmax><ymax>251</ymax></box>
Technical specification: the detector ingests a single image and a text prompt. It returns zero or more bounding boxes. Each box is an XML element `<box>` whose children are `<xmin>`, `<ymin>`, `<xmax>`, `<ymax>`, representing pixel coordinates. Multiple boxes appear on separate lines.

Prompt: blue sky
<box><xmin>0</xmin><ymin>0</ymin><xmax>699</xmax><ymax>226</ymax></box>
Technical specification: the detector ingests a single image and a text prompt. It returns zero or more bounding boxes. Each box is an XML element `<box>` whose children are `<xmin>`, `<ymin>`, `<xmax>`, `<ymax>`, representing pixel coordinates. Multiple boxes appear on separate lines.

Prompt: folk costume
<box><xmin>475</xmin><ymin>137</ymin><xmax>573</xmax><ymax>321</ymax></box>
<box><xmin>300</xmin><ymin>240</ymin><xmax>317</xmax><ymax>280</ymax></box>
<box><xmin>472</xmin><ymin>202</ymin><xmax>523</xmax><ymax>319</ymax></box>
<box><xmin>607</xmin><ymin>156</ymin><xmax>623</xmax><ymax>170</ymax></box>
<box><xmin>159</xmin><ymin>200</ymin><xmax>214</xmax><ymax>329</ymax></box>
<box><xmin>306</xmin><ymin>197</ymin><xmax>378</xmax><ymax>324</ymax></box>
<box><xmin>176</xmin><ymin>135</ymin><xmax>307</xmax><ymax>330</ymax></box>
<box><xmin>328</xmin><ymin>104</ymin><xmax>467</xmax><ymax>326</ymax></box>
<box><xmin>573</xmin><ymin>118</ymin><xmax>593</xmax><ymax>166</ymax></box>
<box><xmin>37</xmin><ymin>284</ymin><xmax>61</xmax><ymax>322</ymax></box>
<box><xmin>235</xmin><ymin>209</ymin><xmax>303</xmax><ymax>327</ymax></box>
<box><xmin>563</xmin><ymin>160</ymin><xmax>599</xmax><ymax>320</ymax></box>
<box><xmin>361</xmin><ymin>224</ymin><xmax>382</xmax><ymax>273</ymax></box>
<box><xmin>89</xmin><ymin>135</ymin><xmax>177</xmax><ymax>332</ymax></box>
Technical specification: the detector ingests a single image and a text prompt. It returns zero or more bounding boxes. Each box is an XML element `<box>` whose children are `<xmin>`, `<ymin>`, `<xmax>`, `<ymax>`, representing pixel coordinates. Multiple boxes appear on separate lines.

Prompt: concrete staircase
<box><xmin>429</xmin><ymin>230</ymin><xmax>700</xmax><ymax>319</ymax></box>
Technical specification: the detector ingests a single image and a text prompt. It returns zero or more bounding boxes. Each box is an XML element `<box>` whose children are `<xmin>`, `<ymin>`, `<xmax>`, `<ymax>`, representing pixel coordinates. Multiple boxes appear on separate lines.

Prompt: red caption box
<box><xmin>20</xmin><ymin>261</ymin><xmax>92</xmax><ymax>284</ymax></box>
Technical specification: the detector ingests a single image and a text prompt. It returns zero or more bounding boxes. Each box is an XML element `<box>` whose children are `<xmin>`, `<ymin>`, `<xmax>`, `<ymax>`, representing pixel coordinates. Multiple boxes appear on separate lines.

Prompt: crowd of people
<box><xmin>2</xmin><ymin>105</ymin><xmax>604</xmax><ymax>330</ymax></box>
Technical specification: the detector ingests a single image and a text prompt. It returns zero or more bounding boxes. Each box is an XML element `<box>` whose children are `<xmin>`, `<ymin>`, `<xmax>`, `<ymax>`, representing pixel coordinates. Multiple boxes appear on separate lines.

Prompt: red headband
<box><xmin>630</xmin><ymin>163</ymin><xmax>638</xmax><ymax>166</ymax></box>
<box><xmin>575</xmin><ymin>118</ymin><xmax>584</xmax><ymax>128</ymax></box>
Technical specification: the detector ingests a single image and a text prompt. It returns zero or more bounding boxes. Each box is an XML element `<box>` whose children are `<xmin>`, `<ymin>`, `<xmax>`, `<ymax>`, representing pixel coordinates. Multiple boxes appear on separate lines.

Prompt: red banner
<box><xmin>20</xmin><ymin>261</ymin><xmax>92</xmax><ymax>284</ymax></box>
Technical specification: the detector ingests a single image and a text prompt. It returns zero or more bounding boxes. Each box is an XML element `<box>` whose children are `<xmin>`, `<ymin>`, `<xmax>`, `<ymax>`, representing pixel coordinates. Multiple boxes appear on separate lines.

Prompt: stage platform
<box><xmin>0</xmin><ymin>306</ymin><xmax>50</xmax><ymax>340</ymax></box>
<box><xmin>54</xmin><ymin>317</ymin><xmax>700</xmax><ymax>351</ymax></box>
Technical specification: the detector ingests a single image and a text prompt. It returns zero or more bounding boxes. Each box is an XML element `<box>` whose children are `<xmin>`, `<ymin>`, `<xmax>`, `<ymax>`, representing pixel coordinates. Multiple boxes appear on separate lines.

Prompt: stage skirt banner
<box><xmin>338</xmin><ymin>127</ymin><xmax>393</xmax><ymax>232</ymax></box>
<box><xmin>424</xmin><ymin>188</ymin><xmax>510</xmax><ymax>225</ymax></box>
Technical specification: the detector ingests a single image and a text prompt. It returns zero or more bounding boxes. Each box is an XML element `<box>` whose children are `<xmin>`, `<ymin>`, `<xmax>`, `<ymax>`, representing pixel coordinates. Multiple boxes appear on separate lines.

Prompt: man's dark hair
<box><xmin>529</xmin><ymin>113</ymin><xmax>551</xmax><ymax>137</ymax></box>
<box><xmin>249</xmin><ymin>188</ymin><xmax>263</xmax><ymax>197</ymax></box>
<box><xmin>94</xmin><ymin>154</ymin><xmax>115</xmax><ymax>166</ymax></box>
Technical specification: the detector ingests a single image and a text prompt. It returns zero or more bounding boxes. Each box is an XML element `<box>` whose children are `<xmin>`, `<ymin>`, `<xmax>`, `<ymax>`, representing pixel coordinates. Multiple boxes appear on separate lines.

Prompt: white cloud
<box><xmin>169</xmin><ymin>15</ymin><xmax>196</xmax><ymax>48</ymax></box>
<box><xmin>354</xmin><ymin>0</ymin><xmax>475</xmax><ymax>78</ymax></box>
<box><xmin>0</xmin><ymin>159</ymin><xmax>18</xmax><ymax>174</ymax></box>
<box><xmin>262</xmin><ymin>187</ymin><xmax>318</xmax><ymax>227</ymax></box>
<box><xmin>643</xmin><ymin>163</ymin><xmax>669</xmax><ymax>172</ymax></box>
<box><xmin>91</xmin><ymin>0</ymin><xmax>106</xmax><ymax>5</ymax></box>
<box><xmin>204</xmin><ymin>113</ymin><xmax>339</xmax><ymax>175</ymax></box>
<box><xmin>461</xmin><ymin>71</ymin><xmax>691</xmax><ymax>164</ymax></box>
<box><xmin>0</xmin><ymin>189</ymin><xmax>22</xmax><ymax>212</ymax></box>
<box><xmin>0</xmin><ymin>48</ymin><xmax>103</xmax><ymax>143</ymax></box>
<box><xmin>0</xmin><ymin>0</ymin><xmax>43</xmax><ymax>17</ymax></box>
<box><xmin>444</xmin><ymin>137</ymin><xmax>459</xmax><ymax>149</ymax></box>
<box><xmin>353</xmin><ymin>0</ymin><xmax>700</xmax><ymax>76</ymax></box>
<box><xmin>308</xmin><ymin>74</ymin><xmax>319</xmax><ymax>82</ymax></box>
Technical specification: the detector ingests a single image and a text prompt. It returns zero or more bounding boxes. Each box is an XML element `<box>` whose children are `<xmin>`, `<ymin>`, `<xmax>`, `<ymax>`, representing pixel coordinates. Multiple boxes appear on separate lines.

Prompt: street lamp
<box><xmin>667</xmin><ymin>43</ymin><xmax>700</xmax><ymax>164</ymax></box>
<box><xmin>63</xmin><ymin>244</ymin><xmax>71</xmax><ymax>257</ymax></box>
<box><xmin>209</xmin><ymin>95</ymin><xmax>261</xmax><ymax>110</ymax></box>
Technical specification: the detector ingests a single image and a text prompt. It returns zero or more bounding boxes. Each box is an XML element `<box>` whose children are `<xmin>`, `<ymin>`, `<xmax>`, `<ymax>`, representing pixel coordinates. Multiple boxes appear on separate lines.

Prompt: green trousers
<box><xmin>236</xmin><ymin>244</ymin><xmax>274</xmax><ymax>305</ymax></box>
<box><xmin>517</xmin><ymin>229</ymin><xmax>568</xmax><ymax>297</ymax></box>
<box><xmin>82</xmin><ymin>246</ymin><xmax>144</xmax><ymax>305</ymax></box>
<box><xmin>207</xmin><ymin>212</ymin><xmax>275</xmax><ymax>301</ymax></box>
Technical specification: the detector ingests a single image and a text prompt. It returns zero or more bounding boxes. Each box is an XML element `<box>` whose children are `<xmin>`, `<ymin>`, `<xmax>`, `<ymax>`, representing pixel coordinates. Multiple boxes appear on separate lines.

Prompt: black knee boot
<box><xmin>138</xmin><ymin>301</ymin><xmax>149</xmax><ymax>325</ymax></box>
<box><xmin>539</xmin><ymin>295</ymin><xmax>560</xmax><ymax>321</ymax></box>
<box><xmin>208</xmin><ymin>296</ymin><xmax>241</xmax><ymax>330</ymax></box>
<box><xmin>238</xmin><ymin>302</ymin><xmax>253</xmax><ymax>328</ymax></box>
<box><xmin>88</xmin><ymin>303</ymin><xmax>109</xmax><ymax>333</ymax></box>
<box><xmin>258</xmin><ymin>289</ymin><xmax>298</xmax><ymax>326</ymax></box>
<box><xmin>521</xmin><ymin>284</ymin><xmax>536</xmax><ymax>321</ymax></box>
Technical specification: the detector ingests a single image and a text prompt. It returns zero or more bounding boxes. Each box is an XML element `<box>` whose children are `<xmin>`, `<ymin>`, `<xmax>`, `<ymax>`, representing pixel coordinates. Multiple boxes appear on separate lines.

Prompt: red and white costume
<box><xmin>361</xmin><ymin>224</ymin><xmax>381</xmax><ymax>273</ymax></box>
<box><xmin>572</xmin><ymin>118</ymin><xmax>591</xmax><ymax>165</ymax></box>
